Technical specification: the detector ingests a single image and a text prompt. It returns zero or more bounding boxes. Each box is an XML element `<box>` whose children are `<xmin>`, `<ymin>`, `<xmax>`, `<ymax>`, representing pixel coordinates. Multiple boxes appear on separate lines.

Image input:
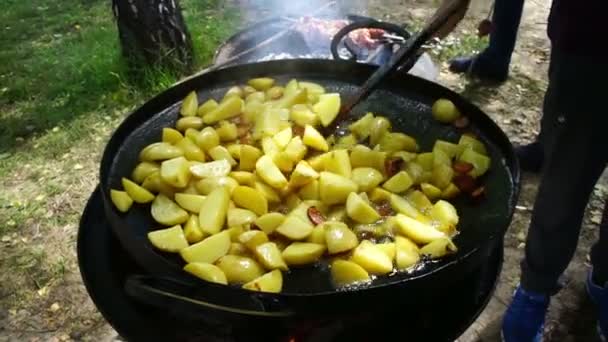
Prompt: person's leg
<box><xmin>449</xmin><ymin>0</ymin><xmax>525</xmax><ymax>82</ymax></box>
<box><xmin>502</xmin><ymin>50</ymin><xmax>608</xmax><ymax>341</ymax></box>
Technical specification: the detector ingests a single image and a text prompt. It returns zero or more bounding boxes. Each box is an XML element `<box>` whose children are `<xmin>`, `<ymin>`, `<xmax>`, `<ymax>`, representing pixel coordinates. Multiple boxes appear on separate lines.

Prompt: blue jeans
<box><xmin>478</xmin><ymin>0</ymin><xmax>525</xmax><ymax>70</ymax></box>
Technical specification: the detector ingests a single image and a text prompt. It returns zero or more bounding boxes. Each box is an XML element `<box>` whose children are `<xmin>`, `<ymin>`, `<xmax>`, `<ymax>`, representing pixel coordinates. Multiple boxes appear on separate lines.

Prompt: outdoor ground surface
<box><xmin>0</xmin><ymin>0</ymin><xmax>604</xmax><ymax>341</ymax></box>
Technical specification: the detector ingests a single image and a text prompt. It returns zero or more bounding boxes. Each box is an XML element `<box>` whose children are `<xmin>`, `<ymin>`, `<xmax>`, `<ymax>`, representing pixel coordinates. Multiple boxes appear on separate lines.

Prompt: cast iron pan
<box><xmin>79</xmin><ymin>186</ymin><xmax>504</xmax><ymax>341</ymax></box>
<box><xmin>99</xmin><ymin>59</ymin><xmax>519</xmax><ymax>317</ymax></box>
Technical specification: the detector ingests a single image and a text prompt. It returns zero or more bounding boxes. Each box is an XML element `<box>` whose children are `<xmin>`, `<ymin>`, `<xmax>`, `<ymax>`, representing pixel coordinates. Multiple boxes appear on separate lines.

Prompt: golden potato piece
<box><xmin>420</xmin><ymin>237</ymin><xmax>458</xmax><ymax>258</ymax></box>
<box><xmin>349</xmin><ymin>112</ymin><xmax>374</xmax><ymax>139</ymax></box>
<box><xmin>148</xmin><ymin>225</ymin><xmax>189</xmax><ymax>253</ymax></box>
<box><xmin>175</xmin><ymin>137</ymin><xmax>206</xmax><ymax>162</ymax></box>
<box><xmin>350</xmin><ymin>145</ymin><xmax>386</xmax><ymax>171</ymax></box>
<box><xmin>429</xmin><ymin>200</ymin><xmax>459</xmax><ymax>227</ymax></box>
<box><xmin>325</xmin><ymin>150</ymin><xmax>352</xmax><ymax>178</ymax></box>
<box><xmin>121</xmin><ymin>178</ymin><xmax>159</xmax><ymax>204</ymax></box>
<box><xmin>180</xmin><ymin>230</ymin><xmax>231</xmax><ymax>263</ymax></box>
<box><xmin>160</xmin><ymin>157</ymin><xmax>191</xmax><ymax>188</ymax></box>
<box><xmin>203</xmin><ymin>96</ymin><xmax>244</xmax><ymax>124</ymax></box>
<box><xmin>197</xmin><ymin>99</ymin><xmax>218</xmax><ymax>117</ymax></box>
<box><xmin>196</xmin><ymin>176</ymin><xmax>238</xmax><ymax>195</ymax></box>
<box><xmin>254</xmin><ymin>181</ymin><xmax>281</xmax><ymax>203</ymax></box>
<box><xmin>325</xmin><ymin>222</ymin><xmax>358</xmax><ymax>254</ymax></box>
<box><xmin>174</xmin><ymin>193</ymin><xmax>206</xmax><ymax>213</ymax></box>
<box><xmin>382</xmin><ymin>171</ymin><xmax>413</xmax><ymax>194</ymax></box>
<box><xmin>139</xmin><ymin>142</ymin><xmax>184</xmax><ymax>162</ymax></box>
<box><xmin>248</xmin><ymin>77</ymin><xmax>275</xmax><ymax>91</ymax></box>
<box><xmin>254</xmin><ymin>213</ymin><xmax>286</xmax><ymax>235</ymax></box>
<box><xmin>289</xmin><ymin>161</ymin><xmax>319</xmax><ymax>188</ymax></box>
<box><xmin>393</xmin><ymin>214</ymin><xmax>446</xmax><ymax>244</ymax></box>
<box><xmin>189</xmin><ymin>159</ymin><xmax>231</xmax><ymax>178</ymax></box>
<box><xmin>229</xmin><ymin>171</ymin><xmax>256</xmax><ymax>186</ymax></box>
<box><xmin>421</xmin><ymin>182</ymin><xmax>442</xmax><ymax>200</ymax></box>
<box><xmin>273</xmin><ymin>127</ymin><xmax>293</xmax><ymax>149</ymax></box>
<box><xmin>227</xmin><ymin>208</ymin><xmax>258</xmax><ymax>227</ymax></box>
<box><xmin>198</xmin><ymin>187</ymin><xmax>230</xmax><ymax>235</ymax></box>
<box><xmin>162</xmin><ymin>128</ymin><xmax>184</xmax><ymax>144</ymax></box>
<box><xmin>346</xmin><ymin>192</ymin><xmax>380</xmax><ymax>224</ymax></box>
<box><xmin>239</xmin><ymin>145</ymin><xmax>262</xmax><ymax>172</ymax></box>
<box><xmin>307</xmin><ymin>226</ymin><xmax>326</xmax><ymax>245</ymax></box>
<box><xmin>331</xmin><ymin>259</ymin><xmax>370</xmax><ymax>287</ymax></box>
<box><xmin>216</xmin><ymin>255</ymin><xmax>265</xmax><ymax>284</ymax></box>
<box><xmin>208</xmin><ymin>145</ymin><xmax>237</xmax><ymax>166</ymax></box>
<box><xmin>351</xmin><ymin>240</ymin><xmax>393</xmax><ymax>275</ymax></box>
<box><xmin>275</xmin><ymin>216</ymin><xmax>314</xmax><ymax>240</ymax></box>
<box><xmin>255</xmin><ymin>242</ymin><xmax>288</xmax><ymax>271</ymax></box>
<box><xmin>282</xmin><ymin>242</ymin><xmax>325</xmax><ymax>266</ymax></box>
<box><xmin>184</xmin><ymin>262</ymin><xmax>227</xmax><ymax>285</ymax></box>
<box><xmin>141</xmin><ymin>171</ymin><xmax>176</xmax><ymax>196</ymax></box>
<box><xmin>243</xmin><ymin>269</ymin><xmax>283</xmax><ymax>293</ymax></box>
<box><xmin>313</xmin><ymin>93</ymin><xmax>340</xmax><ymax>127</ymax></box>
<box><xmin>369</xmin><ymin>117</ymin><xmax>391</xmax><ymax>146</ymax></box>
<box><xmin>369</xmin><ymin>188</ymin><xmax>392</xmax><ymax>203</ymax></box>
<box><xmin>351</xmin><ymin>167</ymin><xmax>384</xmax><ymax>192</ymax></box>
<box><xmin>131</xmin><ymin>162</ymin><xmax>160</xmax><ymax>184</ymax></box>
<box><xmin>319</xmin><ymin>171</ymin><xmax>358</xmax><ymax>206</ymax></box>
<box><xmin>180</xmin><ymin>91</ymin><xmax>198</xmax><ymax>117</ymax></box>
<box><xmin>255</xmin><ymin>155</ymin><xmax>288</xmax><ymax>189</ymax></box>
<box><xmin>395</xmin><ymin>236</ymin><xmax>421</xmax><ymax>270</ymax></box>
<box><xmin>151</xmin><ymin>194</ymin><xmax>189</xmax><ymax>226</ymax></box>
<box><xmin>195</xmin><ymin>127</ymin><xmax>220</xmax><ymax>151</ymax></box>
<box><xmin>432</xmin><ymin>98</ymin><xmax>460</xmax><ymax>123</ymax></box>
<box><xmin>377</xmin><ymin>242</ymin><xmax>396</xmax><ymax>261</ymax></box>
<box><xmin>176</xmin><ymin>116</ymin><xmax>204</xmax><ymax>131</ymax></box>
<box><xmin>184</xmin><ymin>214</ymin><xmax>205</xmax><ymax>243</ymax></box>
<box><xmin>291</xmin><ymin>104</ymin><xmax>319</xmax><ymax>127</ymax></box>
<box><xmin>299</xmin><ymin>179</ymin><xmax>320</xmax><ymax>200</ymax></box>
<box><xmin>232</xmin><ymin>186</ymin><xmax>268</xmax><ymax>216</ymax></box>
<box><xmin>302</xmin><ymin>125</ymin><xmax>329</xmax><ymax>152</ymax></box>
<box><xmin>458</xmin><ymin>147</ymin><xmax>491</xmax><ymax>178</ymax></box>
<box><xmin>239</xmin><ymin>230</ymin><xmax>269</xmax><ymax>251</ymax></box>
<box><xmin>110</xmin><ymin>189</ymin><xmax>133</xmax><ymax>212</ymax></box>
<box><xmin>283</xmin><ymin>137</ymin><xmax>308</xmax><ymax>163</ymax></box>
<box><xmin>378</xmin><ymin>133</ymin><xmax>417</xmax><ymax>153</ymax></box>
<box><xmin>228</xmin><ymin>242</ymin><xmax>250</xmax><ymax>257</ymax></box>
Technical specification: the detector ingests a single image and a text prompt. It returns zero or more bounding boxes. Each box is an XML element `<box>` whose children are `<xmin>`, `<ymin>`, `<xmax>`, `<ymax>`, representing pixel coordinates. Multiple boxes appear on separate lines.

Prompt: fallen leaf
<box><xmin>37</xmin><ymin>286</ymin><xmax>49</xmax><ymax>297</ymax></box>
<box><xmin>516</xmin><ymin>231</ymin><xmax>526</xmax><ymax>242</ymax></box>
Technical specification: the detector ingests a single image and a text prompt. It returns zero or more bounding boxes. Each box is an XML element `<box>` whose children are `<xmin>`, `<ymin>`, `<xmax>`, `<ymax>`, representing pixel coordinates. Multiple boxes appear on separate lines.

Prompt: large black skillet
<box><xmin>99</xmin><ymin>59</ymin><xmax>519</xmax><ymax>319</ymax></box>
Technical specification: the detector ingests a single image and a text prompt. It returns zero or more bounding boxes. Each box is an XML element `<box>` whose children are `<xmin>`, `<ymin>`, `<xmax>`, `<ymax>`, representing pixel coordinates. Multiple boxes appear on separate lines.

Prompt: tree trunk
<box><xmin>112</xmin><ymin>0</ymin><xmax>194</xmax><ymax>72</ymax></box>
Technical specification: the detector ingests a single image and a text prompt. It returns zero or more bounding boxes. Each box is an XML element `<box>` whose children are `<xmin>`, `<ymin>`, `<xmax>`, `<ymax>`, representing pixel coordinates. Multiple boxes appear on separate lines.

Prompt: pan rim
<box><xmin>99</xmin><ymin>59</ymin><xmax>520</xmax><ymax>298</ymax></box>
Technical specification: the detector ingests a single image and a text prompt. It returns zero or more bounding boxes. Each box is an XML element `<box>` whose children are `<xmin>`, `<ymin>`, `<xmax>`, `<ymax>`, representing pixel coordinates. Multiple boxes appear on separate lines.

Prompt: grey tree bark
<box><xmin>112</xmin><ymin>0</ymin><xmax>194</xmax><ymax>71</ymax></box>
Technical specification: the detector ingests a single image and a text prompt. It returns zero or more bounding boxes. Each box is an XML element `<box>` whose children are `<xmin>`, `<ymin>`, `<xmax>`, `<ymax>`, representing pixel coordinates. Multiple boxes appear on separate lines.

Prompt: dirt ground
<box><xmin>1</xmin><ymin>0</ymin><xmax>605</xmax><ymax>341</ymax></box>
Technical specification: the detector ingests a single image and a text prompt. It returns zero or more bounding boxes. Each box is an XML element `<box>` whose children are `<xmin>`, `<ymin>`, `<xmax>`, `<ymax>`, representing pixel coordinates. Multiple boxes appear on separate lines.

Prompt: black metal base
<box><xmin>78</xmin><ymin>187</ymin><xmax>504</xmax><ymax>342</ymax></box>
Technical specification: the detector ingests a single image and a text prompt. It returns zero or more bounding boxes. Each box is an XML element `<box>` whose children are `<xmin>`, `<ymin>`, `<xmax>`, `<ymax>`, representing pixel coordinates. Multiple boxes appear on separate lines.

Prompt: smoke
<box><xmin>238</xmin><ymin>0</ymin><xmax>369</xmax><ymax>20</ymax></box>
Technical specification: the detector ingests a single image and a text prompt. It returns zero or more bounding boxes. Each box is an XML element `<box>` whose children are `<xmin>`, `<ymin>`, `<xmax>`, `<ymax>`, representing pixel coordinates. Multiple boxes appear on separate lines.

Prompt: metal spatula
<box><xmin>322</xmin><ymin>0</ymin><xmax>470</xmax><ymax>136</ymax></box>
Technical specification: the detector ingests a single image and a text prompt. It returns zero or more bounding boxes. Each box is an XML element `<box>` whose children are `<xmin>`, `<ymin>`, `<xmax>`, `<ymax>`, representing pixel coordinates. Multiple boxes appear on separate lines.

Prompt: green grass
<box><xmin>0</xmin><ymin>0</ymin><xmax>239</xmax><ymax>235</ymax></box>
<box><xmin>432</xmin><ymin>32</ymin><xmax>489</xmax><ymax>62</ymax></box>
<box><xmin>0</xmin><ymin>0</ymin><xmax>238</xmax><ymax>155</ymax></box>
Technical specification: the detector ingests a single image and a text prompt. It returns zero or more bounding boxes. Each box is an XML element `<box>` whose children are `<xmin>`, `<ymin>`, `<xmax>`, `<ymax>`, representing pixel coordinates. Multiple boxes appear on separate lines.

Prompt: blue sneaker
<box><xmin>586</xmin><ymin>270</ymin><xmax>607</xmax><ymax>341</ymax></box>
<box><xmin>501</xmin><ymin>286</ymin><xmax>550</xmax><ymax>342</ymax></box>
